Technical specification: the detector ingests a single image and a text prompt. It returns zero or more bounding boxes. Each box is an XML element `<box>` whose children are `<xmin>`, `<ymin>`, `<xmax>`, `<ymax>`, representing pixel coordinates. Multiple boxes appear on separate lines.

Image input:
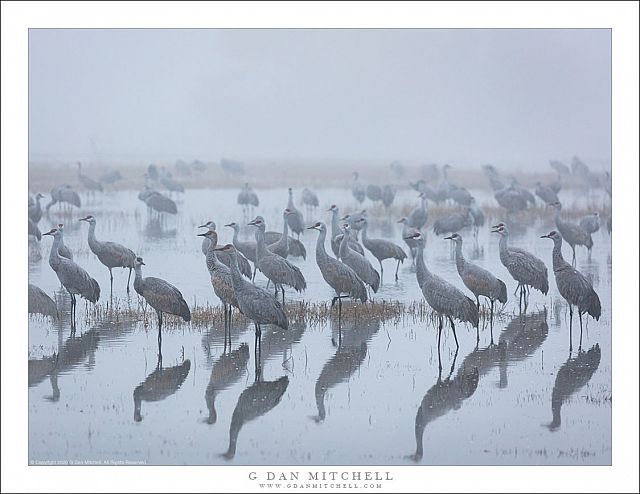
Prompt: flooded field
<box><xmin>28</xmin><ymin>186</ymin><xmax>611</xmax><ymax>466</ymax></box>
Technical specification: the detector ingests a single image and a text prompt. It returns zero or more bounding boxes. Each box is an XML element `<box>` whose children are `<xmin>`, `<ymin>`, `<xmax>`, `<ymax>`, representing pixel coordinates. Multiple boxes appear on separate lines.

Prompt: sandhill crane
<box><xmin>509</xmin><ymin>178</ymin><xmax>536</xmax><ymax>207</ymax></box>
<box><xmin>492</xmin><ymin>223</ymin><xmax>548</xmax><ymax>305</ymax></box>
<box><xmin>469</xmin><ymin>197</ymin><xmax>485</xmax><ymax>238</ymax></box>
<box><xmin>28</xmin><ymin>283</ymin><xmax>58</xmax><ymax>319</ymax></box>
<box><xmin>549</xmin><ymin>159</ymin><xmax>570</xmax><ymax>180</ymax></box>
<box><xmin>76</xmin><ymin>162</ymin><xmax>103</xmax><ymax>193</ymax></box>
<box><xmin>199</xmin><ymin>221</ymin><xmax>252</xmax><ymax>279</ymax></box>
<box><xmin>535</xmin><ymin>182</ymin><xmax>559</xmax><ymax>205</ymax></box>
<box><xmin>249</xmin><ymin>216</ymin><xmax>306</xmax><ymax>303</ymax></box>
<box><xmin>198</xmin><ymin>229</ymin><xmax>240</xmax><ymax>348</ymax></box>
<box><xmin>237</xmin><ymin>183</ymin><xmax>259</xmax><ymax>219</ymax></box>
<box><xmin>99</xmin><ymin>169</ymin><xmax>123</xmax><ymax>185</ymax></box>
<box><xmin>579</xmin><ymin>212</ymin><xmax>600</xmax><ymax>235</ymax></box>
<box><xmin>285</xmin><ymin>188</ymin><xmax>305</xmax><ymax>239</ymax></box>
<box><xmin>80</xmin><ymin>215</ymin><xmax>137</xmax><ymax>295</ymax></box>
<box><xmin>264</xmin><ymin>231</ymin><xmax>306</xmax><ymax>259</ymax></box>
<box><xmin>302</xmin><ymin>187</ymin><xmax>319</xmax><ymax>216</ymax></box>
<box><xmin>225</xmin><ymin>221</ymin><xmax>258</xmax><ymax>279</ymax></box>
<box><xmin>407</xmin><ymin>232</ymin><xmax>479</xmax><ymax>350</ymax></box>
<box><xmin>541</xmin><ymin>231</ymin><xmax>601</xmax><ymax>351</ymax></box>
<box><xmin>43</xmin><ymin>228</ymin><xmax>100</xmax><ymax>328</ymax></box>
<box><xmin>133</xmin><ymin>358</ymin><xmax>191</xmax><ymax>422</ymax></box>
<box><xmin>267</xmin><ymin>209</ymin><xmax>294</xmax><ymax>259</ymax></box>
<box><xmin>550</xmin><ymin>201</ymin><xmax>593</xmax><ymax>264</ymax></box>
<box><xmin>548</xmin><ymin>344</ymin><xmax>601</xmax><ymax>431</ymax></box>
<box><xmin>548</xmin><ymin>179</ymin><xmax>562</xmax><ymax>194</ymax></box>
<box><xmin>339</xmin><ymin>224</ymin><xmax>380</xmax><ymax>294</ymax></box>
<box><xmin>398</xmin><ymin>217</ymin><xmax>420</xmax><ymax>268</ymax></box>
<box><xmin>45</xmin><ymin>185</ymin><xmax>81</xmax><ymax>211</ymax></box>
<box><xmin>571</xmin><ymin>155</ymin><xmax>590</xmax><ymax>180</ymax></box>
<box><xmin>175</xmin><ymin>159</ymin><xmax>192</xmax><ymax>176</ymax></box>
<box><xmin>222</xmin><ymin>375</ymin><xmax>289</xmax><ymax>460</ymax></box>
<box><xmin>28</xmin><ymin>218</ymin><xmax>41</xmax><ymax>241</ymax></box>
<box><xmin>494</xmin><ymin>185</ymin><xmax>527</xmax><ymax>214</ymax></box>
<box><xmin>421</xmin><ymin>162</ymin><xmax>440</xmax><ymax>182</ymax></box>
<box><xmin>351</xmin><ymin>172</ymin><xmax>366</xmax><ymax>204</ymax></box>
<box><xmin>307</xmin><ymin>222</ymin><xmax>367</xmax><ymax>320</ymax></box>
<box><xmin>410</xmin><ymin>180</ymin><xmax>440</xmax><ymax>204</ymax></box>
<box><xmin>143</xmin><ymin>190</ymin><xmax>178</xmax><ymax>216</ymax></box>
<box><xmin>159</xmin><ymin>168</ymin><xmax>185</xmax><ymax>194</ymax></box>
<box><xmin>432</xmin><ymin>209</ymin><xmax>472</xmax><ymax>236</ymax></box>
<box><xmin>359</xmin><ymin>217</ymin><xmax>406</xmax><ymax>281</ymax></box>
<box><xmin>29</xmin><ymin>193</ymin><xmax>44</xmax><ymax>223</ymax></box>
<box><xmin>407</xmin><ymin>193</ymin><xmax>428</xmax><ymax>229</ymax></box>
<box><xmin>133</xmin><ymin>257</ymin><xmax>191</xmax><ymax>353</ymax></box>
<box><xmin>449</xmin><ymin>186</ymin><xmax>473</xmax><ymax>206</ymax></box>
<box><xmin>56</xmin><ymin>223</ymin><xmax>73</xmax><ymax>261</ymax></box>
<box><xmin>446</xmin><ymin>233</ymin><xmax>507</xmax><ymax>329</ymax></box>
<box><xmin>327</xmin><ymin>205</ymin><xmax>364</xmax><ymax>259</ymax></box>
<box><xmin>147</xmin><ymin>163</ymin><xmax>160</xmax><ymax>181</ymax></box>
<box><xmin>340</xmin><ymin>209</ymin><xmax>366</xmax><ymax>239</ymax></box>
<box><xmin>436</xmin><ymin>164</ymin><xmax>453</xmax><ymax>204</ymax></box>
<box><xmin>381</xmin><ymin>184</ymin><xmax>396</xmax><ymax>210</ymax></box>
<box><xmin>366</xmin><ymin>184</ymin><xmax>382</xmax><ymax>203</ymax></box>
<box><xmin>205</xmin><ymin>343</ymin><xmax>250</xmax><ymax>424</ymax></box>
<box><xmin>221</xmin><ymin>158</ymin><xmax>246</xmax><ymax>176</ymax></box>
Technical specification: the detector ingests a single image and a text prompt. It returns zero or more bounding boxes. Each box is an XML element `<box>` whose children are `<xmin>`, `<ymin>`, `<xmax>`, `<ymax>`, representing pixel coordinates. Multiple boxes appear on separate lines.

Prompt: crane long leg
<box><xmin>568</xmin><ymin>304</ymin><xmax>573</xmax><ymax>354</ymax></box>
<box><xmin>490</xmin><ymin>299</ymin><xmax>495</xmax><ymax>345</ymax></box>
<box><xmin>447</xmin><ymin>316</ymin><xmax>459</xmax><ymax>349</ymax></box>
<box><xmin>514</xmin><ymin>283</ymin><xmax>520</xmax><ymax>297</ymax></box>
<box><xmin>578</xmin><ymin>311</ymin><xmax>583</xmax><ymax>351</ymax></box>
<box><xmin>437</xmin><ymin>315</ymin><xmax>443</xmax><ymax>374</ymax></box>
<box><xmin>157</xmin><ymin>310</ymin><xmax>163</xmax><ymax>364</ymax></box>
<box><xmin>571</xmin><ymin>246</ymin><xmax>576</xmax><ymax>267</ymax></box>
<box><xmin>127</xmin><ymin>268</ymin><xmax>132</xmax><ymax>294</ymax></box>
<box><xmin>109</xmin><ymin>268</ymin><xmax>113</xmax><ymax>298</ymax></box>
<box><xmin>395</xmin><ymin>259</ymin><xmax>401</xmax><ymax>281</ymax></box>
<box><xmin>228</xmin><ymin>307</ymin><xmax>233</xmax><ymax>351</ymax></box>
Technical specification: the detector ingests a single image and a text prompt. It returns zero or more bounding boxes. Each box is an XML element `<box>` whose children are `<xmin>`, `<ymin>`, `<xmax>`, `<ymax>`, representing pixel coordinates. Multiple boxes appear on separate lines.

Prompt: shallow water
<box><xmin>28</xmin><ymin>187</ymin><xmax>611</xmax><ymax>465</ymax></box>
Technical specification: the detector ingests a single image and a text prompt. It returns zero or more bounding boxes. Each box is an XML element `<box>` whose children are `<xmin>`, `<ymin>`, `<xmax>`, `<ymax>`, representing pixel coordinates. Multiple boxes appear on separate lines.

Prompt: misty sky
<box><xmin>29</xmin><ymin>29</ymin><xmax>611</xmax><ymax>166</ymax></box>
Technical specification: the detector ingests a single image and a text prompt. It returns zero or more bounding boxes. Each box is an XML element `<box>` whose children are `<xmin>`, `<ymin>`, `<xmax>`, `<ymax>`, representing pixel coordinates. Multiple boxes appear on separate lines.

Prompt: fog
<box><xmin>29</xmin><ymin>29</ymin><xmax>611</xmax><ymax>167</ymax></box>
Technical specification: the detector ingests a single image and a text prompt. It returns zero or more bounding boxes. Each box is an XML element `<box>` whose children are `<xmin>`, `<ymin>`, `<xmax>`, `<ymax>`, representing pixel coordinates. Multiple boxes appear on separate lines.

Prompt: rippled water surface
<box><xmin>28</xmin><ymin>187</ymin><xmax>611</xmax><ymax>465</ymax></box>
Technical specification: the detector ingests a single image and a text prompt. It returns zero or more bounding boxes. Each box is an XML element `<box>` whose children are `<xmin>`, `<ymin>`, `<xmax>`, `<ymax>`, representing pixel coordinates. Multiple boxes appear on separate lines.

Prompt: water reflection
<box><xmin>142</xmin><ymin>217</ymin><xmax>177</xmax><ymax>240</ymax></box>
<box><xmin>201</xmin><ymin>321</ymin><xmax>252</xmax><ymax>365</ymax></box>
<box><xmin>133</xmin><ymin>358</ymin><xmax>191</xmax><ymax>422</ymax></box>
<box><xmin>205</xmin><ymin>344</ymin><xmax>250</xmax><ymax>424</ymax></box>
<box><xmin>222</xmin><ymin>375</ymin><xmax>289</xmax><ymax>460</ymax></box>
<box><xmin>312</xmin><ymin>316</ymin><xmax>381</xmax><ymax>423</ymax></box>
<box><xmin>548</xmin><ymin>344</ymin><xmax>601</xmax><ymax>431</ymax></box>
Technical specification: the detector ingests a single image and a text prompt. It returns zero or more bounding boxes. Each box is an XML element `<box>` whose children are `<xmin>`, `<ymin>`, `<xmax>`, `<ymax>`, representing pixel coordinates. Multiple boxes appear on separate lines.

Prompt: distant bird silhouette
<box><xmin>535</xmin><ymin>181</ymin><xmax>559</xmax><ymax>205</ymax></box>
<box><xmin>541</xmin><ymin>231</ymin><xmax>601</xmax><ymax>351</ymax></box>
<box><xmin>550</xmin><ymin>201</ymin><xmax>593</xmax><ymax>264</ymax></box>
<box><xmin>237</xmin><ymin>183</ymin><xmax>259</xmax><ymax>219</ymax></box>
<box><xmin>328</xmin><ymin>205</ymin><xmax>363</xmax><ymax>259</ymax></box>
<box><xmin>468</xmin><ymin>197</ymin><xmax>485</xmax><ymax>238</ymax></box>
<box><xmin>29</xmin><ymin>193</ymin><xmax>45</xmax><ymax>223</ymax></box>
<box><xmin>449</xmin><ymin>186</ymin><xmax>473</xmax><ymax>207</ymax></box>
<box><xmin>199</xmin><ymin>221</ymin><xmax>252</xmax><ymax>279</ymax></box>
<box><xmin>43</xmin><ymin>227</ymin><xmax>100</xmax><ymax>328</ymax></box>
<box><xmin>547</xmin><ymin>344</ymin><xmax>601</xmax><ymax>431</ymax></box>
<box><xmin>28</xmin><ymin>218</ymin><xmax>41</xmax><ymax>241</ymax></box>
<box><xmin>339</xmin><ymin>224</ymin><xmax>380</xmax><ymax>294</ymax></box>
<box><xmin>159</xmin><ymin>169</ymin><xmax>185</xmax><ymax>194</ymax></box>
<box><xmin>46</xmin><ymin>185</ymin><xmax>81</xmax><ymax>211</ymax></box>
<box><xmin>143</xmin><ymin>190</ymin><xmax>178</xmax><ymax>216</ymax></box>
<box><xmin>366</xmin><ymin>183</ymin><xmax>382</xmax><ymax>203</ymax></box>
<box><xmin>432</xmin><ymin>209</ymin><xmax>472</xmax><ymax>236</ymax></box>
<box><xmin>398</xmin><ymin>217</ymin><xmax>420</xmax><ymax>268</ymax></box>
<box><xmin>133</xmin><ymin>358</ymin><xmax>191</xmax><ymax>422</ymax></box>
<box><xmin>579</xmin><ymin>212</ymin><xmax>600</xmax><ymax>235</ymax></box>
<box><xmin>222</xmin><ymin>375</ymin><xmax>289</xmax><ymax>460</ymax></box>
<box><xmin>302</xmin><ymin>187</ymin><xmax>319</xmax><ymax>215</ymax></box>
<box><xmin>359</xmin><ymin>217</ymin><xmax>406</xmax><ymax>281</ymax></box>
<box><xmin>285</xmin><ymin>188</ymin><xmax>305</xmax><ymax>239</ymax></box>
<box><xmin>549</xmin><ymin>159</ymin><xmax>570</xmax><ymax>180</ymax></box>
<box><xmin>407</xmin><ymin>193</ymin><xmax>428</xmax><ymax>229</ymax></box>
<box><xmin>381</xmin><ymin>184</ymin><xmax>396</xmax><ymax>210</ymax></box>
<box><xmin>351</xmin><ymin>172</ymin><xmax>366</xmax><ymax>204</ymax></box>
<box><xmin>80</xmin><ymin>215</ymin><xmax>137</xmax><ymax>295</ymax></box>
<box><xmin>99</xmin><ymin>169</ymin><xmax>123</xmax><ymax>185</ymax></box>
<box><xmin>77</xmin><ymin>162</ymin><xmax>103</xmax><ymax>193</ymax></box>
<box><xmin>28</xmin><ymin>283</ymin><xmax>58</xmax><ymax>319</ymax></box>
<box><xmin>205</xmin><ymin>344</ymin><xmax>250</xmax><ymax>424</ymax></box>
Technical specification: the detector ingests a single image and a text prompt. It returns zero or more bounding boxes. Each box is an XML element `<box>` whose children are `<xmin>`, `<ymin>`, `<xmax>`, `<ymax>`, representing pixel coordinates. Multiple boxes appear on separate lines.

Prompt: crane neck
<box><xmin>86</xmin><ymin>222</ymin><xmax>100</xmax><ymax>251</ymax></box>
<box><xmin>330</xmin><ymin>210</ymin><xmax>340</xmax><ymax>238</ymax></box>
<box><xmin>415</xmin><ymin>242</ymin><xmax>430</xmax><ymax>283</ymax></box>
<box><xmin>338</xmin><ymin>229</ymin><xmax>351</xmax><ymax>259</ymax></box>
<box><xmin>133</xmin><ymin>264</ymin><xmax>144</xmax><ymax>294</ymax></box>
<box><xmin>281</xmin><ymin>216</ymin><xmax>289</xmax><ymax>240</ymax></box>
<box><xmin>48</xmin><ymin>235</ymin><xmax>63</xmax><ymax>268</ymax></box>
<box><xmin>551</xmin><ymin>237</ymin><xmax>568</xmax><ymax>272</ymax></box>
<box><xmin>498</xmin><ymin>232</ymin><xmax>509</xmax><ymax>254</ymax></box>
<box><xmin>314</xmin><ymin>227</ymin><xmax>329</xmax><ymax>262</ymax></box>
<box><xmin>315</xmin><ymin>384</ymin><xmax>326</xmax><ymax>421</ymax></box>
<box><xmin>227</xmin><ymin>250</ymin><xmax>245</xmax><ymax>289</ymax></box>
<box><xmin>360</xmin><ymin>222</ymin><xmax>370</xmax><ymax>245</ymax></box>
<box><xmin>205</xmin><ymin>236</ymin><xmax>221</xmax><ymax>273</ymax></box>
<box><xmin>287</xmin><ymin>192</ymin><xmax>294</xmax><ymax>209</ymax></box>
<box><xmin>254</xmin><ymin>226</ymin><xmax>268</xmax><ymax>260</ymax></box>
<box><xmin>453</xmin><ymin>241</ymin><xmax>465</xmax><ymax>274</ymax></box>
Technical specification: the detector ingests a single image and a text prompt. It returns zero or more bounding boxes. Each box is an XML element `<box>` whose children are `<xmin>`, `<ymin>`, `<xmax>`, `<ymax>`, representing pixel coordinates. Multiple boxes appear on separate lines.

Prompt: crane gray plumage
<box><xmin>307</xmin><ymin>222</ymin><xmax>367</xmax><ymax>315</ymax></box>
<box><xmin>509</xmin><ymin>178</ymin><xmax>536</xmax><ymax>206</ymax></box>
<box><xmin>579</xmin><ymin>212</ymin><xmax>600</xmax><ymax>235</ymax></box>
<box><xmin>205</xmin><ymin>344</ymin><xmax>250</xmax><ymax>424</ymax></box>
<box><xmin>541</xmin><ymin>231</ymin><xmax>601</xmax><ymax>350</ymax></box>
<box><xmin>339</xmin><ymin>224</ymin><xmax>380</xmax><ymax>293</ymax></box>
<box><xmin>222</xmin><ymin>375</ymin><xmax>289</xmax><ymax>459</ymax></box>
<box><xmin>381</xmin><ymin>184</ymin><xmax>396</xmax><ymax>209</ymax></box>
<box><xmin>43</xmin><ymin>228</ymin><xmax>100</xmax><ymax>326</ymax></box>
<box><xmin>250</xmin><ymin>216</ymin><xmax>306</xmax><ymax>301</ymax></box>
<box><xmin>46</xmin><ymin>184</ymin><xmax>81</xmax><ymax>210</ymax></box>
<box><xmin>143</xmin><ymin>190</ymin><xmax>178</xmax><ymax>215</ymax></box>
<box><xmin>302</xmin><ymin>187</ymin><xmax>319</xmax><ymax>209</ymax></box>
<box><xmin>99</xmin><ymin>170</ymin><xmax>123</xmax><ymax>184</ymax></box>
<box><xmin>264</xmin><ymin>231</ymin><xmax>307</xmax><ymax>259</ymax></box>
<box><xmin>449</xmin><ymin>186</ymin><xmax>473</xmax><ymax>206</ymax></box>
<box><xmin>446</xmin><ymin>233</ymin><xmax>507</xmax><ymax>327</ymax></box>
<box><xmin>571</xmin><ymin>156</ymin><xmax>590</xmax><ymax>179</ymax></box>
<box><xmin>359</xmin><ymin>217</ymin><xmax>406</xmax><ymax>281</ymax></box>
<box><xmin>28</xmin><ymin>218</ymin><xmax>42</xmax><ymax>241</ymax></box>
<box><xmin>469</xmin><ymin>197</ymin><xmax>485</xmax><ymax>236</ymax></box>
<box><xmin>535</xmin><ymin>182</ymin><xmax>559</xmax><ymax>205</ymax></box>
<box><xmin>285</xmin><ymin>188</ymin><xmax>305</xmax><ymax>238</ymax></box>
<box><xmin>56</xmin><ymin>223</ymin><xmax>73</xmax><ymax>260</ymax></box>
<box><xmin>199</xmin><ymin>230</ymin><xmax>240</xmax><ymax>310</ymax></box>
<box><xmin>551</xmin><ymin>201</ymin><xmax>593</xmax><ymax>264</ymax></box>
<box><xmin>366</xmin><ymin>184</ymin><xmax>382</xmax><ymax>202</ymax></box>
<box><xmin>410</xmin><ymin>232</ymin><xmax>478</xmax><ymax>348</ymax></box>
<box><xmin>341</xmin><ymin>210</ymin><xmax>366</xmax><ymax>238</ymax></box>
<box><xmin>351</xmin><ymin>172</ymin><xmax>366</xmax><ymax>204</ymax></box>
<box><xmin>494</xmin><ymin>185</ymin><xmax>527</xmax><ymax>214</ymax></box>
<box><xmin>159</xmin><ymin>168</ymin><xmax>184</xmax><ymax>193</ymax></box>
<box><xmin>80</xmin><ymin>215</ymin><xmax>137</xmax><ymax>295</ymax></box>
<box><xmin>492</xmin><ymin>223</ymin><xmax>548</xmax><ymax>300</ymax></box>
<box><xmin>147</xmin><ymin>163</ymin><xmax>160</xmax><ymax>181</ymax></box>
<box><xmin>410</xmin><ymin>180</ymin><xmax>440</xmax><ymax>204</ymax></box>
<box><xmin>549</xmin><ymin>159</ymin><xmax>571</xmax><ymax>179</ymax></box>
<box><xmin>398</xmin><ymin>217</ymin><xmax>420</xmax><ymax>268</ymax></box>
<box><xmin>76</xmin><ymin>162</ymin><xmax>103</xmax><ymax>192</ymax></box>
<box><xmin>133</xmin><ymin>359</ymin><xmax>191</xmax><ymax>422</ymax></box>
<box><xmin>328</xmin><ymin>205</ymin><xmax>364</xmax><ymax>258</ymax></box>
<box><xmin>266</xmin><ymin>209</ymin><xmax>293</xmax><ymax>259</ymax></box>
<box><xmin>237</xmin><ymin>183</ymin><xmax>259</xmax><ymax>209</ymax></box>
<box><xmin>407</xmin><ymin>193</ymin><xmax>428</xmax><ymax>229</ymax></box>
<box><xmin>432</xmin><ymin>209</ymin><xmax>472</xmax><ymax>236</ymax></box>
<box><xmin>199</xmin><ymin>221</ymin><xmax>252</xmax><ymax>279</ymax></box>
<box><xmin>28</xmin><ymin>283</ymin><xmax>58</xmax><ymax>319</ymax></box>
<box><xmin>29</xmin><ymin>193</ymin><xmax>44</xmax><ymax>223</ymax></box>
<box><xmin>548</xmin><ymin>179</ymin><xmax>562</xmax><ymax>194</ymax></box>
<box><xmin>226</xmin><ymin>222</ymin><xmax>258</xmax><ymax>280</ymax></box>
<box><xmin>421</xmin><ymin>162</ymin><xmax>440</xmax><ymax>182</ymax></box>
<box><xmin>175</xmin><ymin>159</ymin><xmax>192</xmax><ymax>176</ymax></box>
<box><xmin>436</xmin><ymin>164</ymin><xmax>453</xmax><ymax>203</ymax></box>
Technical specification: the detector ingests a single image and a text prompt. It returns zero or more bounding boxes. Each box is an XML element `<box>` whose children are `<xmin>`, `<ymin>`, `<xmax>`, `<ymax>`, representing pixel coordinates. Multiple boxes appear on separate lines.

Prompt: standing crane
<box><xmin>237</xmin><ymin>183</ymin><xmax>259</xmax><ymax>220</ymax></box>
<box><xmin>28</xmin><ymin>218</ymin><xmax>41</xmax><ymax>241</ymax></box>
<box><xmin>198</xmin><ymin>221</ymin><xmax>252</xmax><ymax>279</ymax></box>
<box><xmin>198</xmin><ymin>229</ymin><xmax>240</xmax><ymax>349</ymax></box>
<box><xmin>302</xmin><ymin>187</ymin><xmax>320</xmax><ymax>216</ymax></box>
<box><xmin>285</xmin><ymin>188</ymin><xmax>305</xmax><ymax>239</ymax></box>
<box><xmin>398</xmin><ymin>217</ymin><xmax>420</xmax><ymax>268</ymax></box>
<box><xmin>328</xmin><ymin>205</ymin><xmax>364</xmax><ymax>258</ymax></box>
<box><xmin>468</xmin><ymin>197</ymin><xmax>485</xmax><ymax>238</ymax></box>
<box><xmin>492</xmin><ymin>223</ymin><xmax>548</xmax><ymax>305</ymax></box>
<box><xmin>225</xmin><ymin>221</ymin><xmax>258</xmax><ymax>280</ymax></box>
<box><xmin>358</xmin><ymin>217</ymin><xmax>406</xmax><ymax>282</ymax></box>
<box><xmin>267</xmin><ymin>209</ymin><xmax>293</xmax><ymax>259</ymax></box>
<box><xmin>579</xmin><ymin>212</ymin><xmax>600</xmax><ymax>235</ymax></box>
<box><xmin>80</xmin><ymin>215</ymin><xmax>137</xmax><ymax>296</ymax></box>
<box><xmin>381</xmin><ymin>184</ymin><xmax>396</xmax><ymax>210</ymax></box>
<box><xmin>56</xmin><ymin>223</ymin><xmax>73</xmax><ymax>261</ymax></box>
<box><xmin>407</xmin><ymin>192</ymin><xmax>428</xmax><ymax>229</ymax></box>
<box><xmin>45</xmin><ymin>185</ymin><xmax>81</xmax><ymax>211</ymax></box>
<box><xmin>406</xmin><ymin>232</ymin><xmax>478</xmax><ymax>351</ymax></box>
<box><xmin>249</xmin><ymin>216</ymin><xmax>306</xmax><ymax>304</ymax></box>
<box><xmin>339</xmin><ymin>224</ymin><xmax>380</xmax><ymax>294</ymax></box>
<box><xmin>351</xmin><ymin>172</ymin><xmax>366</xmax><ymax>204</ymax></box>
<box><xmin>307</xmin><ymin>222</ymin><xmax>367</xmax><ymax>320</ymax></box>
<box><xmin>432</xmin><ymin>209</ymin><xmax>472</xmax><ymax>236</ymax></box>
<box><xmin>535</xmin><ymin>182</ymin><xmax>559</xmax><ymax>205</ymax></box>
<box><xmin>43</xmin><ymin>227</ymin><xmax>100</xmax><ymax>328</ymax></box>
<box><xmin>540</xmin><ymin>231</ymin><xmax>601</xmax><ymax>351</ymax></box>
<box><xmin>28</xmin><ymin>283</ymin><xmax>58</xmax><ymax>320</ymax></box>
<box><xmin>212</xmin><ymin>244</ymin><xmax>288</xmax><ymax>377</ymax></box>
<box><xmin>366</xmin><ymin>184</ymin><xmax>382</xmax><ymax>203</ymax></box>
<box><xmin>445</xmin><ymin>233</ymin><xmax>507</xmax><ymax>329</ymax></box>
<box><xmin>550</xmin><ymin>201</ymin><xmax>593</xmax><ymax>264</ymax></box>
<box><xmin>549</xmin><ymin>159</ymin><xmax>571</xmax><ymax>180</ymax></box>
<box><xmin>29</xmin><ymin>193</ymin><xmax>45</xmax><ymax>223</ymax></box>
<box><xmin>77</xmin><ymin>162</ymin><xmax>103</xmax><ymax>194</ymax></box>
<box><xmin>133</xmin><ymin>257</ymin><xmax>191</xmax><ymax>355</ymax></box>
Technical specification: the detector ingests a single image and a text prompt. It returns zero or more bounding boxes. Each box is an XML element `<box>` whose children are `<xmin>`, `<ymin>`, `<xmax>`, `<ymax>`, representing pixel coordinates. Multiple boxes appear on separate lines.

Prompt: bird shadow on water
<box><xmin>142</xmin><ymin>217</ymin><xmax>177</xmax><ymax>241</ymax></box>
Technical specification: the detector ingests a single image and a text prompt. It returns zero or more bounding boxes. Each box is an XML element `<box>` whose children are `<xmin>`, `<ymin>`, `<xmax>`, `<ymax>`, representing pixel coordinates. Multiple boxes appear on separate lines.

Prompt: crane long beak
<box><xmin>198</xmin><ymin>224</ymin><xmax>208</xmax><ymax>228</ymax></box>
<box><xmin>491</xmin><ymin>224</ymin><xmax>501</xmax><ymax>229</ymax></box>
<box><xmin>540</xmin><ymin>234</ymin><xmax>550</xmax><ymax>238</ymax></box>
<box><xmin>197</xmin><ymin>232</ymin><xmax>207</xmax><ymax>237</ymax></box>
<box><xmin>491</xmin><ymin>229</ymin><xmax>499</xmax><ymax>233</ymax></box>
<box><xmin>306</xmin><ymin>226</ymin><xmax>317</xmax><ymax>230</ymax></box>
<box><xmin>79</xmin><ymin>217</ymin><xmax>88</xmax><ymax>222</ymax></box>
<box><xmin>213</xmin><ymin>246</ymin><xmax>226</xmax><ymax>251</ymax></box>
<box><xmin>247</xmin><ymin>220</ymin><xmax>257</xmax><ymax>226</ymax></box>
<box><xmin>224</xmin><ymin>223</ymin><xmax>233</xmax><ymax>227</ymax></box>
<box><xmin>444</xmin><ymin>235</ymin><xmax>454</xmax><ymax>240</ymax></box>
